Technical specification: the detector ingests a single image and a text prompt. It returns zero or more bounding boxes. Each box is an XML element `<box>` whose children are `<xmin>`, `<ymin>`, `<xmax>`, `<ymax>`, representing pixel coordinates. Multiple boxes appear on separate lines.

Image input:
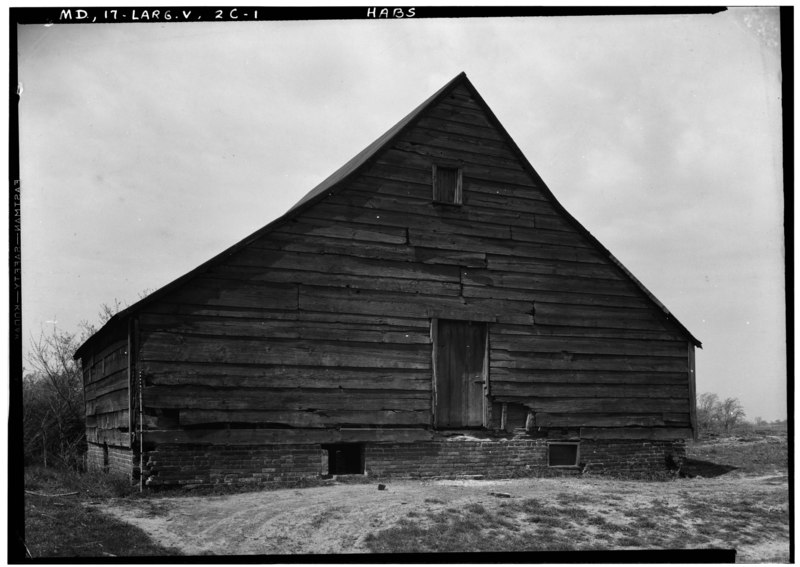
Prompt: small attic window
<box><xmin>432</xmin><ymin>164</ymin><xmax>462</xmax><ymax>205</ymax></box>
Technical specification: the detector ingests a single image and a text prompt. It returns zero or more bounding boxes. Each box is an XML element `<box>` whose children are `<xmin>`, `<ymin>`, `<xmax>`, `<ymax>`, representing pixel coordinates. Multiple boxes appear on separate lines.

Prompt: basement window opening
<box><xmin>548</xmin><ymin>442</ymin><xmax>579</xmax><ymax>467</ymax></box>
<box><xmin>432</xmin><ymin>164</ymin><xmax>462</xmax><ymax>205</ymax></box>
<box><xmin>323</xmin><ymin>443</ymin><xmax>365</xmax><ymax>476</ymax></box>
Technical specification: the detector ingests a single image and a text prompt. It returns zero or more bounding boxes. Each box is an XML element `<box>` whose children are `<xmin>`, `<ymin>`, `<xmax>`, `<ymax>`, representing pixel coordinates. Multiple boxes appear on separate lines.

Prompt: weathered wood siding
<box><xmin>82</xmin><ymin>335</ymin><xmax>130</xmax><ymax>448</ymax></box>
<box><xmin>135</xmin><ymin>83</ymin><xmax>693</xmax><ymax>443</ymax></box>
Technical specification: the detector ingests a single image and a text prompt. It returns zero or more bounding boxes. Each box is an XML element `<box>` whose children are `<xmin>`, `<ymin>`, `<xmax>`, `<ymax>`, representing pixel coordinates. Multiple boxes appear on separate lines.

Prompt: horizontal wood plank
<box><xmin>533</xmin><ymin>303</ymin><xmax>673</xmax><ymax>332</ymax></box>
<box><xmin>85</xmin><ymin>410</ymin><xmax>129</xmax><ymax>429</ymax></box>
<box><xmin>179</xmin><ymin>409</ymin><xmax>430</xmax><ymax>427</ymax></box>
<box><xmin>86</xmin><ymin>427</ymin><xmax>131</xmax><ymax>447</ymax></box>
<box><xmin>463</xmin><ymin>192</ymin><xmax>560</xmax><ymax>217</ymax></box>
<box><xmin>143</xmin><ymin>427</ymin><xmax>433</xmax><ymax>446</ymax></box>
<box><xmin>493</xmin><ymin>397</ymin><xmax>689</xmax><ymax>413</ymax></box>
<box><xmin>391</xmin><ymin>141</ymin><xmax>524</xmax><ymax>173</ymax></box>
<box><xmin>579</xmin><ymin>427</ymin><xmax>694</xmax><ymax>440</ymax></box>
<box><xmin>299</xmin><ymin>285</ymin><xmax>532</xmax><ymax>324</ymax></box>
<box><xmin>463</xmin><ymin>178</ymin><xmax>549</xmax><ymax>202</ymax></box>
<box><xmin>491</xmin><ymin>382</ymin><xmax>689</xmax><ymax>399</ymax></box>
<box><xmin>277</xmin><ymin>218</ymin><xmax>408</xmax><ymax>244</ymax></box>
<box><xmin>139</xmin><ymin>314</ymin><xmax>431</xmax><ymax>344</ymax></box>
<box><xmin>162</xmin><ymin>277</ymin><xmax>298</xmax><ymax>311</ymax></box>
<box><xmin>417</xmin><ymin>111</ymin><xmax>503</xmax><ymax>140</ymax></box>
<box><xmin>318</xmin><ymin>188</ymin><xmax>535</xmax><ymax>230</ymax></box>
<box><xmin>264</xmin><ymin>232</ymin><xmax>415</xmax><ymax>263</ymax></box>
<box><xmin>400</xmin><ymin>126</ymin><xmax>514</xmax><ymax>160</ymax></box>
<box><xmin>143</xmin><ymin>301</ymin><xmax>432</xmax><ymax>325</ymax></box>
<box><xmin>431</xmin><ymin>100</ymin><xmax>496</xmax><ymax>128</ymax></box>
<box><xmin>492</xmin><ymin>323</ymin><xmax>687</xmax><ymax>342</ymax></box>
<box><xmin>533</xmin><ymin>413</ymin><xmax>690</xmax><ymax>428</ymax></box>
<box><xmin>139</xmin><ymin>333</ymin><xmax>430</xmax><ymax>369</ymax></box>
<box><xmin>229</xmin><ymin>248</ymin><xmax>460</xmax><ymax>283</ymax></box>
<box><xmin>462</xmin><ymin>269</ymin><xmax>637</xmax><ymax>296</ymax></box>
<box><xmin>491</xmin><ymin>353</ymin><xmax>688</xmax><ymax>372</ymax></box>
<box><xmin>491</xmin><ymin>336</ymin><xmax>688</xmax><ymax>358</ymax></box>
<box><xmin>142</xmin><ymin>386</ymin><xmax>431</xmax><ymax>412</ymax></box>
<box><xmin>489</xmin><ymin>368</ymin><xmax>690</xmax><ymax>385</ymax></box>
<box><xmin>463</xmin><ymin>285</ymin><xmax>651</xmax><ymax>309</ymax></box>
<box><xmin>205</xmin><ymin>261</ymin><xmax>463</xmax><ymax>296</ymax></box>
<box><xmin>84</xmin><ymin>369</ymin><xmax>128</xmax><ymax>400</ymax></box>
<box><xmin>396</xmin><ymin>131</ymin><xmax>519</xmax><ymax>163</ymax></box>
<box><xmin>141</xmin><ymin>361</ymin><xmax>431</xmax><ymax>390</ymax></box>
<box><xmin>85</xmin><ymin>389</ymin><xmax>128</xmax><ymax>415</ymax></box>
<box><xmin>302</xmin><ymin>193</ymin><xmax>516</xmax><ymax>239</ymax></box>
<box><xmin>532</xmin><ymin>214</ymin><xmax>576</xmax><ymax>232</ymax></box>
<box><xmin>485</xmin><ymin>255</ymin><xmax>623</xmax><ymax>280</ymax></box>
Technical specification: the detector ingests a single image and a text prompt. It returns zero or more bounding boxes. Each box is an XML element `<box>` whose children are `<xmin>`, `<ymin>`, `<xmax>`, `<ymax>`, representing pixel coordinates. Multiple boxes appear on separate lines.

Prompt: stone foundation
<box><xmin>86</xmin><ymin>442</ymin><xmax>135</xmax><ymax>478</ymax></box>
<box><xmin>141</xmin><ymin>434</ymin><xmax>686</xmax><ymax>487</ymax></box>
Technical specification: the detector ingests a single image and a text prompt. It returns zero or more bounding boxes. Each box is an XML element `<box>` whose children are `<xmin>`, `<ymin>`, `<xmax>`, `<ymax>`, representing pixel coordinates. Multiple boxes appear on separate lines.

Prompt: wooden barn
<box><xmin>74</xmin><ymin>73</ymin><xmax>701</xmax><ymax>486</ymax></box>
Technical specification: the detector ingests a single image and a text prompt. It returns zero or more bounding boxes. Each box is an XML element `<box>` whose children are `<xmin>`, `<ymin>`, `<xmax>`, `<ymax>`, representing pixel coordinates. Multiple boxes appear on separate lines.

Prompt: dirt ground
<box><xmin>95</xmin><ymin>470</ymin><xmax>789</xmax><ymax>561</ymax></box>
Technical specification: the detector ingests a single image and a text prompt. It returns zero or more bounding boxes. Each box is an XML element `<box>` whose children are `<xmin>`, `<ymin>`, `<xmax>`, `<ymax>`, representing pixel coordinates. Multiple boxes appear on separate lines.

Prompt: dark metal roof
<box><xmin>74</xmin><ymin>71</ymin><xmax>700</xmax><ymax>359</ymax></box>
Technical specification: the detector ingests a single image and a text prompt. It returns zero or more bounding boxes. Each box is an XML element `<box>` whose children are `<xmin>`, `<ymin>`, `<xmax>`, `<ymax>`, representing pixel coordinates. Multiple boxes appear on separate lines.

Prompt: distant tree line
<box><xmin>696</xmin><ymin>392</ymin><xmax>784</xmax><ymax>437</ymax></box>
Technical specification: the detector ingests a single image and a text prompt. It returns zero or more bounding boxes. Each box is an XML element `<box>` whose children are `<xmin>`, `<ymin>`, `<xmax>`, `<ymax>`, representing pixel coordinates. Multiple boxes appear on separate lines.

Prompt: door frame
<box><xmin>430</xmin><ymin>318</ymin><xmax>489</xmax><ymax>429</ymax></box>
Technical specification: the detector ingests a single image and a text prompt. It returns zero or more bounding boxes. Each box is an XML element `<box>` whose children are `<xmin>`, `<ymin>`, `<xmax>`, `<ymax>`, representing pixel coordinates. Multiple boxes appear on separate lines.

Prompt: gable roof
<box><xmin>74</xmin><ymin>72</ymin><xmax>700</xmax><ymax>359</ymax></box>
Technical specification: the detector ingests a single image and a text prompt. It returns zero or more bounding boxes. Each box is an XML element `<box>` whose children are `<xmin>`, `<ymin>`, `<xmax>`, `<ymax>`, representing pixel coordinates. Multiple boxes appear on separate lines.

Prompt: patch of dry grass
<box><xmin>365</xmin><ymin>485</ymin><xmax>789</xmax><ymax>558</ymax></box>
<box><xmin>365</xmin><ymin>437</ymin><xmax>790</xmax><ymax>560</ymax></box>
<box><xmin>685</xmin><ymin>435</ymin><xmax>788</xmax><ymax>474</ymax></box>
<box><xmin>23</xmin><ymin>467</ymin><xmax>182</xmax><ymax>558</ymax></box>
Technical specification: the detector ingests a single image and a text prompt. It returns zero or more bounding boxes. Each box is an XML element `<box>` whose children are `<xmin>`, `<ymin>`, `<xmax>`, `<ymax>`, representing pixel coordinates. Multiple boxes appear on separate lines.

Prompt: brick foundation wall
<box><xmin>144</xmin><ymin>444</ymin><xmax>323</xmax><ymax>487</ymax></box>
<box><xmin>581</xmin><ymin>439</ymin><xmax>686</xmax><ymax>475</ymax></box>
<box><xmin>365</xmin><ymin>438</ymin><xmax>553</xmax><ymax>478</ymax></box>
<box><xmin>141</xmin><ymin>435</ymin><xmax>687</xmax><ymax>487</ymax></box>
<box><xmin>86</xmin><ymin>442</ymin><xmax>134</xmax><ymax>478</ymax></box>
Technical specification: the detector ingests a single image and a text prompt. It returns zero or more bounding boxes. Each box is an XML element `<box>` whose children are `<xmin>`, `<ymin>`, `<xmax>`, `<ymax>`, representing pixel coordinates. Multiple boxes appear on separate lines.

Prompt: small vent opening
<box><xmin>548</xmin><ymin>442</ymin><xmax>579</xmax><ymax>467</ymax></box>
<box><xmin>322</xmin><ymin>443</ymin><xmax>365</xmax><ymax>476</ymax></box>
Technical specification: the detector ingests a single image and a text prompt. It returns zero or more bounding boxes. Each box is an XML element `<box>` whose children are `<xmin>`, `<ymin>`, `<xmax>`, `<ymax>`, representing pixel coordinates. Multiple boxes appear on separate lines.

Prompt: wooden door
<box><xmin>434</xmin><ymin>320</ymin><xmax>487</xmax><ymax>428</ymax></box>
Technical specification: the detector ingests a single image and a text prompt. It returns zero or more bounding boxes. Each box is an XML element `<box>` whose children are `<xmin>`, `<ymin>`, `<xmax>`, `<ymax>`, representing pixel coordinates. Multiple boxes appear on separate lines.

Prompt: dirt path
<box><xmin>95</xmin><ymin>473</ymin><xmax>789</xmax><ymax>560</ymax></box>
<box><xmin>98</xmin><ymin>479</ymin><xmax>517</xmax><ymax>555</ymax></box>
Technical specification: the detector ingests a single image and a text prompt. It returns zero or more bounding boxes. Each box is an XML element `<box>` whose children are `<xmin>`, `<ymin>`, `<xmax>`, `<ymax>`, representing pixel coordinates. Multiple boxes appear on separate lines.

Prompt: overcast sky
<box><xmin>17</xmin><ymin>8</ymin><xmax>786</xmax><ymax>420</ymax></box>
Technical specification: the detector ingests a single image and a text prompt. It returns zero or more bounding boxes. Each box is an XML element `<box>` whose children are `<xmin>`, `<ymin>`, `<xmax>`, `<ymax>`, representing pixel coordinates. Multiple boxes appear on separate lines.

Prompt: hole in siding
<box><xmin>102</xmin><ymin>442</ymin><xmax>110</xmax><ymax>473</ymax></box>
<box><xmin>548</xmin><ymin>442</ymin><xmax>579</xmax><ymax>467</ymax></box>
<box><xmin>322</xmin><ymin>443</ymin><xmax>365</xmax><ymax>475</ymax></box>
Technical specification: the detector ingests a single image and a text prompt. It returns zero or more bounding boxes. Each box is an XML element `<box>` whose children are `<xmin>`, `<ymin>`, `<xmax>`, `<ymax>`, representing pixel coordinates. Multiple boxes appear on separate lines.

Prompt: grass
<box><xmin>23</xmin><ymin>466</ymin><xmax>182</xmax><ymax>558</ymax></box>
<box><xmin>364</xmin><ymin>487</ymin><xmax>790</xmax><ymax>555</ymax></box>
<box><xmin>365</xmin><ymin>436</ymin><xmax>790</xmax><ymax>557</ymax></box>
<box><xmin>685</xmin><ymin>434</ymin><xmax>788</xmax><ymax>475</ymax></box>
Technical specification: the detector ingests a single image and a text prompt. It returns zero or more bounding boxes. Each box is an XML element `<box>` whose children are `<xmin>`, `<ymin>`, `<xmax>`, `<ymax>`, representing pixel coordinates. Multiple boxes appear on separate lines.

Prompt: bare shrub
<box><xmin>24</xmin><ymin>328</ymin><xmax>86</xmax><ymax>470</ymax></box>
<box><xmin>24</xmin><ymin>299</ymin><xmax>135</xmax><ymax>470</ymax></box>
<box><xmin>697</xmin><ymin>392</ymin><xmax>747</xmax><ymax>437</ymax></box>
